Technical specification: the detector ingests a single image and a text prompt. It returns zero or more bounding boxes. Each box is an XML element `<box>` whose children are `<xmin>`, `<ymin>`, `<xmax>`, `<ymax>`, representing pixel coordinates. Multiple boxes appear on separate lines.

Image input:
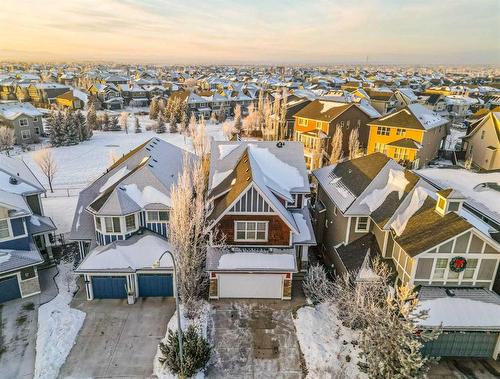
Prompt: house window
<box><xmin>374</xmin><ymin>142</ymin><xmax>387</xmax><ymax>154</ymax></box>
<box><xmin>316</xmin><ymin>121</ymin><xmax>322</xmax><ymax>129</ymax></box>
<box><xmin>147</xmin><ymin>210</ymin><xmax>169</xmax><ymax>222</ymax></box>
<box><xmin>104</xmin><ymin>217</ymin><xmax>121</xmax><ymax>233</ymax></box>
<box><xmin>125</xmin><ymin>214</ymin><xmax>136</xmax><ymax>231</ymax></box>
<box><xmin>355</xmin><ymin>217</ymin><xmax>369</xmax><ymax>232</ymax></box>
<box><xmin>481</xmin><ymin>130</ymin><xmax>485</xmax><ymax>140</ymax></box>
<box><xmin>234</xmin><ymin>221</ymin><xmax>268</xmax><ymax>242</ymax></box>
<box><xmin>433</xmin><ymin>258</ymin><xmax>447</xmax><ymax>279</ymax></box>
<box><xmin>377</xmin><ymin>126</ymin><xmax>390</xmax><ymax>136</ymax></box>
<box><xmin>34</xmin><ymin>127</ymin><xmax>40</xmax><ymax>135</ymax></box>
<box><xmin>0</xmin><ymin>219</ymin><xmax>10</xmax><ymax>239</ymax></box>
<box><xmin>21</xmin><ymin>130</ymin><xmax>31</xmax><ymax>140</ymax></box>
<box><xmin>33</xmin><ymin>117</ymin><xmax>38</xmax><ymax>122</ymax></box>
<box><xmin>298</xmin><ymin>118</ymin><xmax>306</xmax><ymax>126</ymax></box>
<box><xmin>339</xmin><ymin>121</ymin><xmax>345</xmax><ymax>128</ymax></box>
<box><xmin>463</xmin><ymin>259</ymin><xmax>478</xmax><ymax>279</ymax></box>
<box><xmin>437</xmin><ymin>197</ymin><xmax>446</xmax><ymax>211</ymax></box>
<box><xmin>19</xmin><ymin>118</ymin><xmax>28</xmax><ymax>127</ymax></box>
<box><xmin>396</xmin><ymin>128</ymin><xmax>406</xmax><ymax>136</ymax></box>
<box><xmin>95</xmin><ymin>217</ymin><xmax>102</xmax><ymax>231</ymax></box>
<box><xmin>394</xmin><ymin>147</ymin><xmax>409</xmax><ymax>160</ymax></box>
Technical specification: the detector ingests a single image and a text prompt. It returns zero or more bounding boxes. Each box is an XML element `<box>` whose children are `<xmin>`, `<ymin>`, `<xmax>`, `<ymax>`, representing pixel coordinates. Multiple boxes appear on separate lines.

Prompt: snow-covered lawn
<box><xmin>34</xmin><ymin>263</ymin><xmax>86</xmax><ymax>379</ymax></box>
<box><xmin>154</xmin><ymin>301</ymin><xmax>211</xmax><ymax>379</ymax></box>
<box><xmin>293</xmin><ymin>303</ymin><xmax>365</xmax><ymax>379</ymax></box>
<box><xmin>417</xmin><ymin>168</ymin><xmax>500</xmax><ymax>217</ymax></box>
<box><xmin>41</xmin><ymin>196</ymin><xmax>79</xmax><ymax>235</ymax></box>
<box><xmin>14</xmin><ymin>116</ymin><xmax>225</xmax><ymax>189</ymax></box>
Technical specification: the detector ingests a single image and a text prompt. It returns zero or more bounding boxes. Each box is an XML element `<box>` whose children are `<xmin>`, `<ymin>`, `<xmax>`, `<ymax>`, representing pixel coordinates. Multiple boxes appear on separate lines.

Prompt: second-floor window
<box><xmin>0</xmin><ymin>219</ymin><xmax>10</xmax><ymax>239</ymax></box>
<box><xmin>19</xmin><ymin>118</ymin><xmax>28</xmax><ymax>127</ymax></box>
<box><xmin>396</xmin><ymin>128</ymin><xmax>406</xmax><ymax>136</ymax></box>
<box><xmin>104</xmin><ymin>217</ymin><xmax>121</xmax><ymax>233</ymax></box>
<box><xmin>21</xmin><ymin>130</ymin><xmax>31</xmax><ymax>140</ymax></box>
<box><xmin>377</xmin><ymin>126</ymin><xmax>390</xmax><ymax>136</ymax></box>
<box><xmin>298</xmin><ymin>118</ymin><xmax>306</xmax><ymax>126</ymax></box>
<box><xmin>355</xmin><ymin>217</ymin><xmax>369</xmax><ymax>232</ymax></box>
<box><xmin>147</xmin><ymin>210</ymin><xmax>169</xmax><ymax>223</ymax></box>
<box><xmin>235</xmin><ymin>221</ymin><xmax>268</xmax><ymax>242</ymax></box>
<box><xmin>125</xmin><ymin>214</ymin><xmax>136</xmax><ymax>232</ymax></box>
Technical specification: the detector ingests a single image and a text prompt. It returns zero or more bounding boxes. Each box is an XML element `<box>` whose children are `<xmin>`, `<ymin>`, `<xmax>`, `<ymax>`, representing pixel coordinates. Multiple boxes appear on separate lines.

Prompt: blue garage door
<box><xmin>91</xmin><ymin>276</ymin><xmax>127</xmax><ymax>299</ymax></box>
<box><xmin>422</xmin><ymin>332</ymin><xmax>499</xmax><ymax>358</ymax></box>
<box><xmin>138</xmin><ymin>274</ymin><xmax>173</xmax><ymax>297</ymax></box>
<box><xmin>0</xmin><ymin>275</ymin><xmax>22</xmax><ymax>304</ymax></box>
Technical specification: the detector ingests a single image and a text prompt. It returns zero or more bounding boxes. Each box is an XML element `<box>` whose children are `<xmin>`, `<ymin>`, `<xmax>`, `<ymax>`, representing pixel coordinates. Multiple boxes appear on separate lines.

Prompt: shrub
<box><xmin>158</xmin><ymin>325</ymin><xmax>211</xmax><ymax>378</ymax></box>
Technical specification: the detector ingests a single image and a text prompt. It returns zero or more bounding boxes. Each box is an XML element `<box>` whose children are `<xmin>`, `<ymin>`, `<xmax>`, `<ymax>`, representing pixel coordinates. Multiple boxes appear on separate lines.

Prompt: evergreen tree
<box><xmin>134</xmin><ymin>117</ymin><xmax>142</xmax><ymax>133</ymax></box>
<box><xmin>63</xmin><ymin>110</ymin><xmax>79</xmax><ymax>145</ymax></box>
<box><xmin>101</xmin><ymin>112</ymin><xmax>110</xmax><ymax>131</ymax></box>
<box><xmin>109</xmin><ymin>116</ymin><xmax>120</xmax><ymax>131</ymax></box>
<box><xmin>149</xmin><ymin>98</ymin><xmax>159</xmax><ymax>120</ymax></box>
<box><xmin>169</xmin><ymin>112</ymin><xmax>178</xmax><ymax>133</ymax></box>
<box><xmin>180</xmin><ymin>111</ymin><xmax>189</xmax><ymax>135</ymax></box>
<box><xmin>48</xmin><ymin>111</ymin><xmax>64</xmax><ymax>147</ymax></box>
<box><xmin>86</xmin><ymin>101</ymin><xmax>99</xmax><ymax>130</ymax></box>
<box><xmin>75</xmin><ymin>110</ymin><xmax>89</xmax><ymax>141</ymax></box>
<box><xmin>156</xmin><ymin>114</ymin><xmax>166</xmax><ymax>133</ymax></box>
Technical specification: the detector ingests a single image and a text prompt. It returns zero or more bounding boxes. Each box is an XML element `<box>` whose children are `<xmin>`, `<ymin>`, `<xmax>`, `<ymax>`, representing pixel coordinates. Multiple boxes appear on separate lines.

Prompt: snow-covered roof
<box><xmin>291</xmin><ymin>208</ymin><xmax>316</xmax><ymax>245</ymax></box>
<box><xmin>0</xmin><ymin>102</ymin><xmax>43</xmax><ymax>120</ymax></box>
<box><xmin>76</xmin><ymin>232</ymin><xmax>173</xmax><ymax>272</ymax></box>
<box><xmin>418</xmin><ymin>287</ymin><xmax>500</xmax><ymax>331</ymax></box>
<box><xmin>206</xmin><ymin>247</ymin><xmax>297</xmax><ymax>272</ymax></box>
<box><xmin>0</xmin><ymin>243</ymin><xmax>43</xmax><ymax>274</ymax></box>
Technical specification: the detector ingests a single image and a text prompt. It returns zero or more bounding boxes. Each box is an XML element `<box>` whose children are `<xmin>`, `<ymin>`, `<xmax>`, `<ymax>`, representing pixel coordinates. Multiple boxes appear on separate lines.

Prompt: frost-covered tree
<box><xmin>243</xmin><ymin>103</ymin><xmax>258</xmax><ymax>136</ymax></box>
<box><xmin>302</xmin><ymin>264</ymin><xmax>335</xmax><ymax>304</ymax></box>
<box><xmin>348</xmin><ymin>127</ymin><xmax>360</xmax><ymax>160</ymax></box>
<box><xmin>149</xmin><ymin>98</ymin><xmax>159</xmax><ymax>120</ymax></box>
<box><xmin>63</xmin><ymin>111</ymin><xmax>80</xmax><ymax>145</ymax></box>
<box><xmin>75</xmin><ymin>110</ymin><xmax>90</xmax><ymax>141</ymax></box>
<box><xmin>0</xmin><ymin>126</ymin><xmax>15</xmax><ymax>155</ymax></box>
<box><xmin>222</xmin><ymin>120</ymin><xmax>235</xmax><ymax>140</ymax></box>
<box><xmin>169</xmin><ymin>112</ymin><xmax>178</xmax><ymax>133</ymax></box>
<box><xmin>109</xmin><ymin>116</ymin><xmax>120</xmax><ymax>131</ymax></box>
<box><xmin>48</xmin><ymin>111</ymin><xmax>64</xmax><ymax>147</ymax></box>
<box><xmin>233</xmin><ymin>104</ymin><xmax>242</xmax><ymax>133</ymax></box>
<box><xmin>134</xmin><ymin>116</ymin><xmax>142</xmax><ymax>133</ymax></box>
<box><xmin>179</xmin><ymin>111</ymin><xmax>189</xmax><ymax>136</ymax></box>
<box><xmin>120</xmin><ymin>112</ymin><xmax>129</xmax><ymax>134</ymax></box>
<box><xmin>329</xmin><ymin>128</ymin><xmax>343</xmax><ymax>164</ymax></box>
<box><xmin>209</xmin><ymin>111</ymin><xmax>217</xmax><ymax>125</ymax></box>
<box><xmin>86</xmin><ymin>101</ymin><xmax>99</xmax><ymax>130</ymax></box>
<box><xmin>33</xmin><ymin>149</ymin><xmax>57</xmax><ymax>193</ymax></box>
<box><xmin>156</xmin><ymin>114</ymin><xmax>166</xmax><ymax>134</ymax></box>
<box><xmin>101</xmin><ymin>112</ymin><xmax>110</xmax><ymax>131</ymax></box>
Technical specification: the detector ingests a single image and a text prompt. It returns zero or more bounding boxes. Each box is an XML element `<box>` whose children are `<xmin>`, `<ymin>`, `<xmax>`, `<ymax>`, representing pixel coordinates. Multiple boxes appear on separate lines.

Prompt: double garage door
<box><xmin>91</xmin><ymin>274</ymin><xmax>173</xmax><ymax>299</ymax></box>
<box><xmin>218</xmin><ymin>273</ymin><xmax>283</xmax><ymax>299</ymax></box>
<box><xmin>0</xmin><ymin>275</ymin><xmax>22</xmax><ymax>304</ymax></box>
<box><xmin>422</xmin><ymin>331</ymin><xmax>499</xmax><ymax>358</ymax></box>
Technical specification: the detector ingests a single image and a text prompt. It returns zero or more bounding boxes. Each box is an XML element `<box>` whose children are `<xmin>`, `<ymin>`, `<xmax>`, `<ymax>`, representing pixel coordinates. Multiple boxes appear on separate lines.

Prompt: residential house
<box><xmin>27</xmin><ymin>83</ymin><xmax>71</xmax><ymax>108</ymax></box>
<box><xmin>117</xmin><ymin>83</ymin><xmax>149</xmax><ymax>107</ymax></box>
<box><xmin>0</xmin><ymin>79</ymin><xmax>18</xmax><ymax>101</ymax></box>
<box><xmin>0</xmin><ymin>102</ymin><xmax>44</xmax><ymax>144</ymax></box>
<box><xmin>462</xmin><ymin>111</ymin><xmax>500</xmax><ymax>171</ymax></box>
<box><xmin>88</xmin><ymin>83</ymin><xmax>123</xmax><ymax>110</ymax></box>
<box><xmin>365</xmin><ymin>87</ymin><xmax>395</xmax><ymax>115</ymax></box>
<box><xmin>313</xmin><ymin>154</ymin><xmax>500</xmax><ymax>358</ymax></box>
<box><xmin>293</xmin><ymin>99</ymin><xmax>380</xmax><ymax>170</ymax></box>
<box><xmin>55</xmin><ymin>90</ymin><xmax>86</xmax><ymax>110</ymax></box>
<box><xmin>0</xmin><ymin>155</ymin><xmax>57</xmax><ymax>304</ymax></box>
<box><xmin>206</xmin><ymin>141</ymin><xmax>316</xmax><ymax>300</ymax></box>
<box><xmin>367</xmin><ymin>103</ymin><xmax>449</xmax><ymax>168</ymax></box>
<box><xmin>393</xmin><ymin>88</ymin><xmax>418</xmax><ymax>109</ymax></box>
<box><xmin>71</xmin><ymin>139</ymin><xmax>193</xmax><ymax>301</ymax></box>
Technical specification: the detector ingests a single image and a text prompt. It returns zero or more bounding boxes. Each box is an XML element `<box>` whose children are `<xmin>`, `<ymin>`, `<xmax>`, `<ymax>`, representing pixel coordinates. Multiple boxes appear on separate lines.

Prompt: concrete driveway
<box><xmin>0</xmin><ymin>266</ymin><xmax>58</xmax><ymax>379</ymax></box>
<box><xmin>207</xmin><ymin>283</ymin><xmax>306</xmax><ymax>379</ymax></box>
<box><xmin>59</xmin><ymin>288</ymin><xmax>175</xmax><ymax>378</ymax></box>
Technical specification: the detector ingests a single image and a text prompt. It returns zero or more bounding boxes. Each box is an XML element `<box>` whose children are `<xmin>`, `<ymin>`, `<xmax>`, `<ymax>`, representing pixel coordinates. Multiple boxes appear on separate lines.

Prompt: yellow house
<box><xmin>55</xmin><ymin>91</ymin><xmax>84</xmax><ymax>110</ymax></box>
<box><xmin>367</xmin><ymin>103</ymin><xmax>448</xmax><ymax>168</ymax></box>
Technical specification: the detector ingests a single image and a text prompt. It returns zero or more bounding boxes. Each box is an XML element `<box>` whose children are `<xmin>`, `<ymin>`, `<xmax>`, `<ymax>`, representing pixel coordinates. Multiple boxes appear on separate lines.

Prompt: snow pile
<box><xmin>122</xmin><ymin>183</ymin><xmax>171</xmax><ymax>207</ymax></box>
<box><xmin>390</xmin><ymin>186</ymin><xmax>430</xmax><ymax>236</ymax></box>
<box><xmin>211</xmin><ymin>169</ymin><xmax>231</xmax><ymax>189</ymax></box>
<box><xmin>0</xmin><ymin>252</ymin><xmax>11</xmax><ymax>264</ymax></box>
<box><xmin>360</xmin><ymin>169</ymin><xmax>409</xmax><ymax>212</ymax></box>
<box><xmin>218</xmin><ymin>252</ymin><xmax>295</xmax><ymax>270</ymax></box>
<box><xmin>34</xmin><ymin>263</ymin><xmax>86</xmax><ymax>379</ymax></box>
<box><xmin>99</xmin><ymin>166</ymin><xmax>130</xmax><ymax>192</ymax></box>
<box><xmin>292</xmin><ymin>212</ymin><xmax>311</xmax><ymax>243</ymax></box>
<box><xmin>154</xmin><ymin>301</ymin><xmax>211</xmax><ymax>379</ymax></box>
<box><xmin>293</xmin><ymin>303</ymin><xmax>365</xmax><ymax>379</ymax></box>
<box><xmin>218</xmin><ymin>144</ymin><xmax>239</xmax><ymax>159</ymax></box>
<box><xmin>319</xmin><ymin>100</ymin><xmax>346</xmax><ymax>114</ymax></box>
<box><xmin>30</xmin><ymin>215</ymin><xmax>41</xmax><ymax>226</ymax></box>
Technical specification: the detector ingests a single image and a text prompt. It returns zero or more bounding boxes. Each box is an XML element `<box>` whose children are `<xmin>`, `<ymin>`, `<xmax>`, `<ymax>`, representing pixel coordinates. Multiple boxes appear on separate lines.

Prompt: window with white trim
<box><xmin>104</xmin><ymin>216</ymin><xmax>121</xmax><ymax>233</ymax></box>
<box><xmin>235</xmin><ymin>221</ymin><xmax>268</xmax><ymax>242</ymax></box>
<box><xmin>19</xmin><ymin>118</ymin><xmax>28</xmax><ymax>127</ymax></box>
<box><xmin>147</xmin><ymin>210</ymin><xmax>169</xmax><ymax>222</ymax></box>
<box><xmin>33</xmin><ymin>117</ymin><xmax>39</xmax><ymax>122</ymax></box>
<box><xmin>463</xmin><ymin>259</ymin><xmax>478</xmax><ymax>279</ymax></box>
<box><xmin>298</xmin><ymin>118</ymin><xmax>306</xmax><ymax>126</ymax></box>
<box><xmin>21</xmin><ymin>130</ymin><xmax>31</xmax><ymax>140</ymax></box>
<box><xmin>95</xmin><ymin>217</ymin><xmax>102</xmax><ymax>231</ymax></box>
<box><xmin>396</xmin><ymin>128</ymin><xmax>406</xmax><ymax>136</ymax></box>
<box><xmin>125</xmin><ymin>214</ymin><xmax>136</xmax><ymax>231</ymax></box>
<box><xmin>374</xmin><ymin>142</ymin><xmax>387</xmax><ymax>154</ymax></box>
<box><xmin>433</xmin><ymin>258</ymin><xmax>447</xmax><ymax>279</ymax></box>
<box><xmin>0</xmin><ymin>219</ymin><xmax>10</xmax><ymax>239</ymax></box>
<box><xmin>355</xmin><ymin>217</ymin><xmax>369</xmax><ymax>232</ymax></box>
<box><xmin>377</xmin><ymin>126</ymin><xmax>390</xmax><ymax>136</ymax></box>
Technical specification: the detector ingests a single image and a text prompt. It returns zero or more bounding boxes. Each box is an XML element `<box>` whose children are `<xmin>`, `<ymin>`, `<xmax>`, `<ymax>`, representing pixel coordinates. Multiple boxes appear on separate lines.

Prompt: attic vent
<box><xmin>445</xmin><ymin>288</ymin><xmax>455</xmax><ymax>297</ymax></box>
<box><xmin>119</xmin><ymin>186</ymin><xmax>126</xmax><ymax>191</ymax></box>
<box><xmin>9</xmin><ymin>177</ymin><xmax>18</xmax><ymax>185</ymax></box>
<box><xmin>276</xmin><ymin>141</ymin><xmax>285</xmax><ymax>148</ymax></box>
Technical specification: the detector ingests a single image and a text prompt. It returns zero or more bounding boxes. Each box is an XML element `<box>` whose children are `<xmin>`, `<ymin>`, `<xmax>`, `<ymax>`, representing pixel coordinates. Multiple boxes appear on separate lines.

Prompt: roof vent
<box><xmin>146</xmin><ymin>147</ymin><xmax>151</xmax><ymax>151</ymax></box>
<box><xmin>119</xmin><ymin>186</ymin><xmax>126</xmax><ymax>191</ymax></box>
<box><xmin>445</xmin><ymin>288</ymin><xmax>455</xmax><ymax>297</ymax></box>
<box><xmin>148</xmin><ymin>164</ymin><xmax>154</xmax><ymax>168</ymax></box>
<box><xmin>276</xmin><ymin>141</ymin><xmax>285</xmax><ymax>148</ymax></box>
<box><xmin>9</xmin><ymin>177</ymin><xmax>18</xmax><ymax>185</ymax></box>
<box><xmin>152</xmin><ymin>158</ymin><xmax>158</xmax><ymax>163</ymax></box>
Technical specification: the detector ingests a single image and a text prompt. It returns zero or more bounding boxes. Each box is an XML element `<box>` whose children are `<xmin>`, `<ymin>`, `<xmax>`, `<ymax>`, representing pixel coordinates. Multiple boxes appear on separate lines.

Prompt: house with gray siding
<box><xmin>0</xmin><ymin>102</ymin><xmax>44</xmax><ymax>144</ymax></box>
<box><xmin>313</xmin><ymin>153</ymin><xmax>500</xmax><ymax>358</ymax></box>
<box><xmin>70</xmin><ymin>138</ymin><xmax>194</xmax><ymax>302</ymax></box>
<box><xmin>0</xmin><ymin>155</ymin><xmax>56</xmax><ymax>304</ymax></box>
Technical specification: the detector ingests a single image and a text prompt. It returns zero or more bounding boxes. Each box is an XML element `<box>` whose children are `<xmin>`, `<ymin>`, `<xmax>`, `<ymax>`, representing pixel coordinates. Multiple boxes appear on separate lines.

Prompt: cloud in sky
<box><xmin>0</xmin><ymin>0</ymin><xmax>498</xmax><ymax>64</ymax></box>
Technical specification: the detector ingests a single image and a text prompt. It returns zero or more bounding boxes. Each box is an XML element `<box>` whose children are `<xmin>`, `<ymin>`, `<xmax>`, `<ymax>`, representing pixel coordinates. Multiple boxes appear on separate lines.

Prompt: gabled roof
<box><xmin>463</xmin><ymin>111</ymin><xmax>500</xmax><ymax>142</ymax></box>
<box><xmin>293</xmin><ymin>99</ymin><xmax>351</xmax><ymax>122</ymax></box>
<box><xmin>370</xmin><ymin>103</ymin><xmax>447</xmax><ymax>131</ymax></box>
<box><xmin>0</xmin><ymin>102</ymin><xmax>43</xmax><ymax>120</ymax></box>
<box><xmin>386</xmin><ymin>138</ymin><xmax>422</xmax><ymax>149</ymax></box>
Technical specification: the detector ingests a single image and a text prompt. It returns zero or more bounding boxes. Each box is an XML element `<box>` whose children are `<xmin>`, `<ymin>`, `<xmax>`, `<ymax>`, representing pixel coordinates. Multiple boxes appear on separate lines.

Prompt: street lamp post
<box><xmin>153</xmin><ymin>250</ymin><xmax>184</xmax><ymax>375</ymax></box>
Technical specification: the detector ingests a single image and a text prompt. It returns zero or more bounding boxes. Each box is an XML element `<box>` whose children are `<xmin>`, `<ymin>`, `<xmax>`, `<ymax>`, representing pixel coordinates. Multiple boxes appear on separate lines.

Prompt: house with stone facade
<box><xmin>0</xmin><ymin>155</ymin><xmax>56</xmax><ymax>304</ymax></box>
<box><xmin>312</xmin><ymin>153</ymin><xmax>500</xmax><ymax>358</ymax></box>
<box><xmin>206</xmin><ymin>141</ymin><xmax>315</xmax><ymax>300</ymax></box>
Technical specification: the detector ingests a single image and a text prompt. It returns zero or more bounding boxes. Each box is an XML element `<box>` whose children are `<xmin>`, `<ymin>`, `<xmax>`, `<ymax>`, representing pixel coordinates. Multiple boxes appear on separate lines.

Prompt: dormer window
<box><xmin>437</xmin><ymin>197</ymin><xmax>446</xmax><ymax>212</ymax></box>
<box><xmin>435</xmin><ymin>188</ymin><xmax>465</xmax><ymax>216</ymax></box>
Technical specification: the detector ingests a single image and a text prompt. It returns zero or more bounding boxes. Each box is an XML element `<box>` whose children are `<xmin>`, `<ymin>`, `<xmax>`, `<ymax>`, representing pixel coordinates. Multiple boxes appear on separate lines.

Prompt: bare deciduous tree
<box><xmin>120</xmin><ymin>112</ymin><xmax>129</xmax><ymax>134</ymax></box>
<box><xmin>0</xmin><ymin>126</ymin><xmax>15</xmax><ymax>155</ymax></box>
<box><xmin>33</xmin><ymin>149</ymin><xmax>57</xmax><ymax>193</ymax></box>
<box><xmin>329</xmin><ymin>128</ymin><xmax>343</xmax><ymax>164</ymax></box>
<box><xmin>348</xmin><ymin>127</ymin><xmax>360</xmax><ymax>160</ymax></box>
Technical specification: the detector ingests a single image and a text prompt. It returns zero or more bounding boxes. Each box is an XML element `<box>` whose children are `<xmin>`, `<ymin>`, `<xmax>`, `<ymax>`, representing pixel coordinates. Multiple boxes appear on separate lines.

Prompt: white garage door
<box><xmin>218</xmin><ymin>273</ymin><xmax>283</xmax><ymax>299</ymax></box>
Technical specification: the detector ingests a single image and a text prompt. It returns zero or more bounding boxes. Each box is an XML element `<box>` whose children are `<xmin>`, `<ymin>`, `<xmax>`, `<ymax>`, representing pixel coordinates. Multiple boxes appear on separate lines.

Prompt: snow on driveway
<box><xmin>34</xmin><ymin>263</ymin><xmax>85</xmax><ymax>379</ymax></box>
<box><xmin>293</xmin><ymin>303</ymin><xmax>365</xmax><ymax>379</ymax></box>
